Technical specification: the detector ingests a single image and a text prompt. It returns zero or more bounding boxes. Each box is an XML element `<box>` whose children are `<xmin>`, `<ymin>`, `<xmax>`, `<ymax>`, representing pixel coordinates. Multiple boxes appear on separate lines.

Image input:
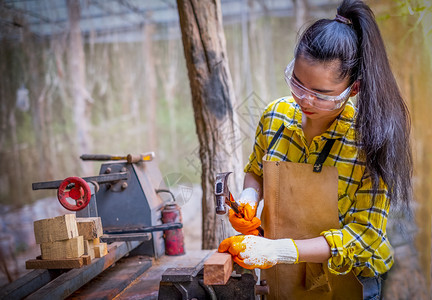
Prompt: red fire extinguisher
<box><xmin>161</xmin><ymin>203</ymin><xmax>185</xmax><ymax>256</ymax></box>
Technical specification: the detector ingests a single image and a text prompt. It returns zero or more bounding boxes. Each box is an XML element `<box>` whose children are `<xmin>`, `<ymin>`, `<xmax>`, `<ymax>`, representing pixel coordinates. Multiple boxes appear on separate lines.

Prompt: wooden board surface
<box><xmin>203</xmin><ymin>251</ymin><xmax>233</xmax><ymax>285</ymax></box>
<box><xmin>67</xmin><ymin>256</ymin><xmax>152</xmax><ymax>300</ymax></box>
<box><xmin>76</xmin><ymin>217</ymin><xmax>103</xmax><ymax>240</ymax></box>
<box><xmin>40</xmin><ymin>236</ymin><xmax>84</xmax><ymax>260</ymax></box>
<box><xmin>26</xmin><ymin>257</ymin><xmax>84</xmax><ymax>269</ymax></box>
<box><xmin>34</xmin><ymin>214</ymin><xmax>79</xmax><ymax>244</ymax></box>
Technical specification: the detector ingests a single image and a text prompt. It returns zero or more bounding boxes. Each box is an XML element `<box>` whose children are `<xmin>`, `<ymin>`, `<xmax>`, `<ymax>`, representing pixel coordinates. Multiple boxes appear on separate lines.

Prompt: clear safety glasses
<box><xmin>284</xmin><ymin>60</ymin><xmax>354</xmax><ymax>111</ymax></box>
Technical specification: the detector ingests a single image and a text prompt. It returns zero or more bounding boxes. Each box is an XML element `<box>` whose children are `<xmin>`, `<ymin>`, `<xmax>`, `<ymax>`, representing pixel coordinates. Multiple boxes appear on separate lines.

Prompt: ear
<box><xmin>350</xmin><ymin>81</ymin><xmax>360</xmax><ymax>97</ymax></box>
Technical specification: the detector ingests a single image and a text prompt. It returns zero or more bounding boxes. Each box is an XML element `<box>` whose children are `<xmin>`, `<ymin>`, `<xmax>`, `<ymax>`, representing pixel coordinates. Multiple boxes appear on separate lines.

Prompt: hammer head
<box><xmin>214</xmin><ymin>172</ymin><xmax>232</xmax><ymax>215</ymax></box>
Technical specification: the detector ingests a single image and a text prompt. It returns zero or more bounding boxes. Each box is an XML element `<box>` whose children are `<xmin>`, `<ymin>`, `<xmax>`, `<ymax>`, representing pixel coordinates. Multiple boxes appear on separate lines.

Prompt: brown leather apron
<box><xmin>261</xmin><ymin>124</ymin><xmax>363</xmax><ymax>299</ymax></box>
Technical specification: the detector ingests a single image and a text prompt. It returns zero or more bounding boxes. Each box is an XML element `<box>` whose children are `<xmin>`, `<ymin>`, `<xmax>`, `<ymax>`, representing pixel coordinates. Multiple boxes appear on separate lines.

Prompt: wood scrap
<box><xmin>203</xmin><ymin>251</ymin><xmax>233</xmax><ymax>285</ymax></box>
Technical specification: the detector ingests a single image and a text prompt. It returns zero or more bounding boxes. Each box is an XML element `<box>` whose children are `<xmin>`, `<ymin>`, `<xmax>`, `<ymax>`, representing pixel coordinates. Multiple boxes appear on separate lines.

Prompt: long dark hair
<box><xmin>295</xmin><ymin>0</ymin><xmax>412</xmax><ymax>206</ymax></box>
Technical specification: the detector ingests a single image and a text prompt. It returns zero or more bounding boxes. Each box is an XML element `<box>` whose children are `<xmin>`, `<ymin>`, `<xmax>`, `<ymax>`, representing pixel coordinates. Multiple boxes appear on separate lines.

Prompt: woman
<box><xmin>218</xmin><ymin>0</ymin><xmax>412</xmax><ymax>299</ymax></box>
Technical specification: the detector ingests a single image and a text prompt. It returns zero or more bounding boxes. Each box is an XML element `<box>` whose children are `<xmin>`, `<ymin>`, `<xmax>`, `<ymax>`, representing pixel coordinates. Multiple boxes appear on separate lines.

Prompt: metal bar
<box><xmin>0</xmin><ymin>269</ymin><xmax>65</xmax><ymax>300</ymax></box>
<box><xmin>25</xmin><ymin>241</ymin><xmax>141</xmax><ymax>300</ymax></box>
<box><xmin>32</xmin><ymin>172</ymin><xmax>128</xmax><ymax>190</ymax></box>
<box><xmin>103</xmin><ymin>223</ymin><xmax>183</xmax><ymax>234</ymax></box>
<box><xmin>100</xmin><ymin>233</ymin><xmax>152</xmax><ymax>242</ymax></box>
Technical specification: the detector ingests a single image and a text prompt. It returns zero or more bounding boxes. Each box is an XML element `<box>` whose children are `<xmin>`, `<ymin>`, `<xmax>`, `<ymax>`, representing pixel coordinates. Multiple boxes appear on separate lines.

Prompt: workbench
<box><xmin>0</xmin><ymin>245</ymin><xmax>214</xmax><ymax>300</ymax></box>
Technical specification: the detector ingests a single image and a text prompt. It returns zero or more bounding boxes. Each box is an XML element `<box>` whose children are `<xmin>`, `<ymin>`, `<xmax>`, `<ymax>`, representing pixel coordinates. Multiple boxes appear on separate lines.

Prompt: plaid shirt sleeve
<box><xmin>321</xmin><ymin>174</ymin><xmax>393</xmax><ymax>277</ymax></box>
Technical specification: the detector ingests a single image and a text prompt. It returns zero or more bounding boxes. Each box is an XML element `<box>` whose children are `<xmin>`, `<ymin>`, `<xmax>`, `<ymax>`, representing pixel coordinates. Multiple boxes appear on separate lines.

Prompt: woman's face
<box><xmin>291</xmin><ymin>56</ymin><xmax>357</xmax><ymax>121</ymax></box>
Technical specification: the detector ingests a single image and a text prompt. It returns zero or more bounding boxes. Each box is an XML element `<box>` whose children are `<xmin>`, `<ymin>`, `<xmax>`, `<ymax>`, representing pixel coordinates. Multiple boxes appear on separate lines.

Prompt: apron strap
<box><xmin>267</xmin><ymin>124</ymin><xmax>286</xmax><ymax>153</ymax></box>
<box><xmin>313</xmin><ymin>139</ymin><xmax>336</xmax><ymax>173</ymax></box>
<box><xmin>266</xmin><ymin>124</ymin><xmax>336</xmax><ymax>173</ymax></box>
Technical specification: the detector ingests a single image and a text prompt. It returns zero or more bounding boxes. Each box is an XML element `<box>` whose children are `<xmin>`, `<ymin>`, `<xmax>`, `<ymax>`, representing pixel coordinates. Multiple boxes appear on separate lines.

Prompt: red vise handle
<box><xmin>57</xmin><ymin>177</ymin><xmax>91</xmax><ymax>211</ymax></box>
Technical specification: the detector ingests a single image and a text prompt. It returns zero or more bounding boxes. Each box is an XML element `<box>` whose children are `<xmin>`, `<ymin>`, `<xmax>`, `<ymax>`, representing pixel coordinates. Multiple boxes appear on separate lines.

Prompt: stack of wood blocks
<box><xmin>77</xmin><ymin>217</ymin><xmax>106</xmax><ymax>259</ymax></box>
<box><xmin>25</xmin><ymin>214</ymin><xmax>106</xmax><ymax>269</ymax></box>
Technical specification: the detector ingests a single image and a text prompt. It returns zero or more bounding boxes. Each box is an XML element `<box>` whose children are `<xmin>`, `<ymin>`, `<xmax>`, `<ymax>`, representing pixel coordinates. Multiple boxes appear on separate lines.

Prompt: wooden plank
<box><xmin>0</xmin><ymin>269</ymin><xmax>64</xmax><ymax>300</ymax></box>
<box><xmin>68</xmin><ymin>256</ymin><xmax>152</xmax><ymax>300</ymax></box>
<box><xmin>94</xmin><ymin>243</ymin><xmax>108</xmax><ymax>258</ymax></box>
<box><xmin>26</xmin><ymin>257</ymin><xmax>84</xmax><ymax>269</ymax></box>
<box><xmin>25</xmin><ymin>241</ymin><xmax>142</xmax><ymax>300</ymax></box>
<box><xmin>40</xmin><ymin>236</ymin><xmax>84</xmax><ymax>260</ymax></box>
<box><xmin>76</xmin><ymin>217</ymin><xmax>103</xmax><ymax>240</ymax></box>
<box><xmin>34</xmin><ymin>214</ymin><xmax>78</xmax><ymax>244</ymax></box>
<box><xmin>203</xmin><ymin>251</ymin><xmax>233</xmax><ymax>285</ymax></box>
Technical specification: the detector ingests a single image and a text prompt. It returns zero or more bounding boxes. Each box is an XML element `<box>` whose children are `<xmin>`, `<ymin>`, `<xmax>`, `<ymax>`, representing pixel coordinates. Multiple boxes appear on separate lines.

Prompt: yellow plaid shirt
<box><xmin>245</xmin><ymin>97</ymin><xmax>393</xmax><ymax>277</ymax></box>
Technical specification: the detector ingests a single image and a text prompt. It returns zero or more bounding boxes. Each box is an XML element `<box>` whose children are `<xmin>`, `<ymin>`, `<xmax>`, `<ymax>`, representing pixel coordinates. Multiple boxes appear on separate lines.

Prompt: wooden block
<box><xmin>94</xmin><ymin>243</ymin><xmax>108</xmax><ymax>258</ymax></box>
<box><xmin>83</xmin><ymin>240</ymin><xmax>95</xmax><ymax>259</ymax></box>
<box><xmin>90</xmin><ymin>237</ymin><xmax>100</xmax><ymax>245</ymax></box>
<box><xmin>203</xmin><ymin>251</ymin><xmax>233</xmax><ymax>285</ymax></box>
<box><xmin>40</xmin><ymin>236</ymin><xmax>84</xmax><ymax>260</ymax></box>
<box><xmin>76</xmin><ymin>217</ymin><xmax>103</xmax><ymax>240</ymax></box>
<box><xmin>81</xmin><ymin>255</ymin><xmax>91</xmax><ymax>265</ymax></box>
<box><xmin>34</xmin><ymin>214</ymin><xmax>78</xmax><ymax>244</ymax></box>
<box><xmin>26</xmin><ymin>257</ymin><xmax>83</xmax><ymax>269</ymax></box>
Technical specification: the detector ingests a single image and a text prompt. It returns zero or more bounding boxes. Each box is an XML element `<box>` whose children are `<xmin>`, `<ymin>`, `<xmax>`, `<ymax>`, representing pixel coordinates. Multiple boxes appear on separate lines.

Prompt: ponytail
<box><xmin>295</xmin><ymin>0</ymin><xmax>412</xmax><ymax>206</ymax></box>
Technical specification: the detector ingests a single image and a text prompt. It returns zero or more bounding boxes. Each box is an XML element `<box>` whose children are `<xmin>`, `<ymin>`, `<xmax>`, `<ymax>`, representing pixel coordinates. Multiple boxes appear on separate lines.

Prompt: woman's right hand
<box><xmin>228</xmin><ymin>187</ymin><xmax>261</xmax><ymax>235</ymax></box>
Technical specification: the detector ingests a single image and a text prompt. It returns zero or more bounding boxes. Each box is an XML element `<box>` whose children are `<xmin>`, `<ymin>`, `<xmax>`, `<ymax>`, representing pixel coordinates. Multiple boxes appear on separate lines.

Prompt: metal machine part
<box><xmin>57</xmin><ymin>176</ymin><xmax>91</xmax><ymax>211</ymax></box>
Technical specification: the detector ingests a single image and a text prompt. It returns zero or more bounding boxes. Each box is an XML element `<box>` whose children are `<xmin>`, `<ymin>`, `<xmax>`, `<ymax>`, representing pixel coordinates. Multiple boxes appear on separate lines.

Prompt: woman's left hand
<box><xmin>218</xmin><ymin>235</ymin><xmax>299</xmax><ymax>269</ymax></box>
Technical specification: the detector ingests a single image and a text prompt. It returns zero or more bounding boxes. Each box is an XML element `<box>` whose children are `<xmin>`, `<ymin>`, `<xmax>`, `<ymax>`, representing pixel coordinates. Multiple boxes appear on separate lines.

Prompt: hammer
<box><xmin>215</xmin><ymin>172</ymin><xmax>264</xmax><ymax>236</ymax></box>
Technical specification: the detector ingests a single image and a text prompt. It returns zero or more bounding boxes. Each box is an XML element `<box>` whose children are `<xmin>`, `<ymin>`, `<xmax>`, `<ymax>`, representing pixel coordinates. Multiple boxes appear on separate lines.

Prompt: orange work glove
<box><xmin>218</xmin><ymin>235</ymin><xmax>299</xmax><ymax>270</ymax></box>
<box><xmin>229</xmin><ymin>188</ymin><xmax>260</xmax><ymax>235</ymax></box>
<box><xmin>228</xmin><ymin>208</ymin><xmax>261</xmax><ymax>235</ymax></box>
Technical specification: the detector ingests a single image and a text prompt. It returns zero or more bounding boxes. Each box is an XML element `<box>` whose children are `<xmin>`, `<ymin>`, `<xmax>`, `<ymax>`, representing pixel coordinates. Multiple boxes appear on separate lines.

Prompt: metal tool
<box><xmin>80</xmin><ymin>152</ymin><xmax>155</xmax><ymax>163</ymax></box>
<box><xmin>215</xmin><ymin>172</ymin><xmax>264</xmax><ymax>237</ymax></box>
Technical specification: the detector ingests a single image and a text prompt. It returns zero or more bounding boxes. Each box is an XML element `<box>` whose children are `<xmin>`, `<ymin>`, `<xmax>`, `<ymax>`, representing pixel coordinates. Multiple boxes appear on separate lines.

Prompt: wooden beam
<box><xmin>203</xmin><ymin>251</ymin><xmax>233</xmax><ymax>285</ymax></box>
<box><xmin>33</xmin><ymin>214</ymin><xmax>78</xmax><ymax>244</ymax></box>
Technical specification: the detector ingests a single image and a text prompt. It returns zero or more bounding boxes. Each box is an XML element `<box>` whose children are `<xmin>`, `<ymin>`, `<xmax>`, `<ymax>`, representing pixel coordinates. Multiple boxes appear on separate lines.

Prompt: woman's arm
<box><xmin>295</xmin><ymin>236</ymin><xmax>331</xmax><ymax>263</ymax></box>
<box><xmin>243</xmin><ymin>172</ymin><xmax>263</xmax><ymax>200</ymax></box>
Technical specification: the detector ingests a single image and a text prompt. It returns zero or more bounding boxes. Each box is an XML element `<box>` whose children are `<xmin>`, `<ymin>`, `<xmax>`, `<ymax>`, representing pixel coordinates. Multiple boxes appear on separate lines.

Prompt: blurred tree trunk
<box><xmin>177</xmin><ymin>0</ymin><xmax>243</xmax><ymax>249</ymax></box>
<box><xmin>67</xmin><ymin>0</ymin><xmax>92</xmax><ymax>174</ymax></box>
<box><xmin>143</xmin><ymin>15</ymin><xmax>158</xmax><ymax>152</ymax></box>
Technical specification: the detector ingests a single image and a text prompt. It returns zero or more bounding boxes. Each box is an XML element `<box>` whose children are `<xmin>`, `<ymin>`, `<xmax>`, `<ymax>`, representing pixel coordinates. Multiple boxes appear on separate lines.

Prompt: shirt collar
<box><xmin>283</xmin><ymin>97</ymin><xmax>356</xmax><ymax>140</ymax></box>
